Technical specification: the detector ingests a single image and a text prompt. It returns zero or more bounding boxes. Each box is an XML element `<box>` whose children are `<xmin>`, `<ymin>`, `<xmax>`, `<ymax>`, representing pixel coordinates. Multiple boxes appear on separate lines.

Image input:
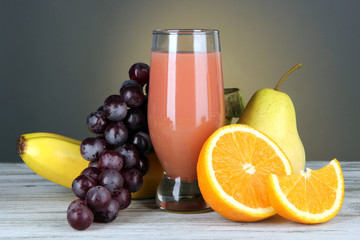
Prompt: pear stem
<box><xmin>274</xmin><ymin>63</ymin><xmax>302</xmax><ymax>91</ymax></box>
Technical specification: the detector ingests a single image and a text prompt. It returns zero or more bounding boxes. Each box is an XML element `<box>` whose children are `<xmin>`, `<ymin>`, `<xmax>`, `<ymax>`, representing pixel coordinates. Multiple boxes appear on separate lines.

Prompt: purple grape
<box><xmin>139</xmin><ymin>95</ymin><xmax>148</xmax><ymax>118</ymax></box>
<box><xmin>67</xmin><ymin>199</ymin><xmax>87</xmax><ymax>213</ymax></box>
<box><xmin>137</xmin><ymin>155</ymin><xmax>150</xmax><ymax>176</ymax></box>
<box><xmin>80</xmin><ymin>167</ymin><xmax>102</xmax><ymax>182</ymax></box>
<box><xmin>94</xmin><ymin>199</ymin><xmax>119</xmax><ymax>223</ymax></box>
<box><xmin>99</xmin><ymin>169</ymin><xmax>124</xmax><ymax>195</ymax></box>
<box><xmin>128</xmin><ymin>62</ymin><xmax>150</xmax><ymax>87</ymax></box>
<box><xmin>115</xmin><ymin>143</ymin><xmax>139</xmax><ymax>169</ymax></box>
<box><xmin>123</xmin><ymin>108</ymin><xmax>146</xmax><ymax>131</ymax></box>
<box><xmin>119</xmin><ymin>80</ymin><xmax>142</xmax><ymax>92</ymax></box>
<box><xmin>121</xmin><ymin>168</ymin><xmax>143</xmax><ymax>193</ymax></box>
<box><xmin>104</xmin><ymin>122</ymin><xmax>128</xmax><ymax>146</ymax></box>
<box><xmin>72</xmin><ymin>175</ymin><xmax>97</xmax><ymax>199</ymax></box>
<box><xmin>67</xmin><ymin>204</ymin><xmax>94</xmax><ymax>231</ymax></box>
<box><xmin>103</xmin><ymin>95</ymin><xmax>128</xmax><ymax>121</ymax></box>
<box><xmin>96</xmin><ymin>136</ymin><xmax>111</xmax><ymax>148</ymax></box>
<box><xmin>120</xmin><ymin>85</ymin><xmax>145</xmax><ymax>108</ymax></box>
<box><xmin>131</xmin><ymin>131</ymin><xmax>152</xmax><ymax>154</ymax></box>
<box><xmin>80</xmin><ymin>137</ymin><xmax>108</xmax><ymax>161</ymax></box>
<box><xmin>86</xmin><ymin>186</ymin><xmax>112</xmax><ymax>212</ymax></box>
<box><xmin>88</xmin><ymin>160</ymin><xmax>99</xmax><ymax>168</ymax></box>
<box><xmin>87</xmin><ymin>111</ymin><xmax>108</xmax><ymax>134</ymax></box>
<box><xmin>145</xmin><ymin>83</ymin><xmax>149</xmax><ymax>95</ymax></box>
<box><xmin>98</xmin><ymin>150</ymin><xmax>124</xmax><ymax>172</ymax></box>
<box><xmin>112</xmin><ymin>188</ymin><xmax>131</xmax><ymax>210</ymax></box>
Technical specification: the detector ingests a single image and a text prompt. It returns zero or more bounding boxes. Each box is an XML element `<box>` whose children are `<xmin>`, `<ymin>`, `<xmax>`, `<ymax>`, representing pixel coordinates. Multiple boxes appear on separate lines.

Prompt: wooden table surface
<box><xmin>0</xmin><ymin>161</ymin><xmax>359</xmax><ymax>240</ymax></box>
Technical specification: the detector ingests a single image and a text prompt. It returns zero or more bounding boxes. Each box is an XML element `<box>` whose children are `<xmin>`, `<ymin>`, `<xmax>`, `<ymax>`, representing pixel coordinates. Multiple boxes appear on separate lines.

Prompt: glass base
<box><xmin>156</xmin><ymin>174</ymin><xmax>211</xmax><ymax>213</ymax></box>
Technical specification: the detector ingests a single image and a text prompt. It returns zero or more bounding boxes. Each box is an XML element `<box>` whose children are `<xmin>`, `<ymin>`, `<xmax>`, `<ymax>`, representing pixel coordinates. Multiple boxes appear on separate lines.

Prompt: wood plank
<box><xmin>0</xmin><ymin>162</ymin><xmax>359</xmax><ymax>239</ymax></box>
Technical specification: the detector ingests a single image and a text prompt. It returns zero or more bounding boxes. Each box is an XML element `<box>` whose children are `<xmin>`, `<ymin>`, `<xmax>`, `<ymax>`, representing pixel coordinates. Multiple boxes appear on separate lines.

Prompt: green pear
<box><xmin>237</xmin><ymin>63</ymin><xmax>305</xmax><ymax>173</ymax></box>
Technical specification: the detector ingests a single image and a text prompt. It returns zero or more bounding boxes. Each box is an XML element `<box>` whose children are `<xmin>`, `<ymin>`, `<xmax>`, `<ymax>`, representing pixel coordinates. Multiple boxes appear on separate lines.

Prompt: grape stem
<box><xmin>274</xmin><ymin>63</ymin><xmax>302</xmax><ymax>91</ymax></box>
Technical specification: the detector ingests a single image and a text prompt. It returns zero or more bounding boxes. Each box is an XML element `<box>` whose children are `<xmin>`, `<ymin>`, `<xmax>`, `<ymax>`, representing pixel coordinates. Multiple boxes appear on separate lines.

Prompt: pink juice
<box><xmin>148</xmin><ymin>51</ymin><xmax>225</xmax><ymax>182</ymax></box>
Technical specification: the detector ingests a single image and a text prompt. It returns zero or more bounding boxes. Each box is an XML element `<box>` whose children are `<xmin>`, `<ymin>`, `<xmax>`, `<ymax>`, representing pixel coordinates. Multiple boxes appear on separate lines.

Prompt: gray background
<box><xmin>1</xmin><ymin>0</ymin><xmax>359</xmax><ymax>163</ymax></box>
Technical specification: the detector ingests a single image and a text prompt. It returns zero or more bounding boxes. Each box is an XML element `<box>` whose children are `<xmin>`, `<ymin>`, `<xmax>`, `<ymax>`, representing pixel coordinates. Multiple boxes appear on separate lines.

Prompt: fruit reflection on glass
<box><xmin>238</xmin><ymin>63</ymin><xmax>306</xmax><ymax>173</ymax></box>
<box><xmin>148</xmin><ymin>29</ymin><xmax>225</xmax><ymax>212</ymax></box>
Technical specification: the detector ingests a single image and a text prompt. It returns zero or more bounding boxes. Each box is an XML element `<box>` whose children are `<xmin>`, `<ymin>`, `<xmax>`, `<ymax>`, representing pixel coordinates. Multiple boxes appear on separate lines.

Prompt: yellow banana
<box><xmin>16</xmin><ymin>132</ymin><xmax>163</xmax><ymax>199</ymax></box>
<box><xmin>16</xmin><ymin>132</ymin><xmax>89</xmax><ymax>189</ymax></box>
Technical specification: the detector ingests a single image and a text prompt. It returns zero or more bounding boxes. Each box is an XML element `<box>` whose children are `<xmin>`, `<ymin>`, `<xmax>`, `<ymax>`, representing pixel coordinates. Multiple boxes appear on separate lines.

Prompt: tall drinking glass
<box><xmin>148</xmin><ymin>29</ymin><xmax>225</xmax><ymax>212</ymax></box>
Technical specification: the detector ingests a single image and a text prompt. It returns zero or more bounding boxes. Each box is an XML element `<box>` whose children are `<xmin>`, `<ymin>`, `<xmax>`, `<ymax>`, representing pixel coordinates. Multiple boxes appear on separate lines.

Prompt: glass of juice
<box><xmin>148</xmin><ymin>29</ymin><xmax>225</xmax><ymax>212</ymax></box>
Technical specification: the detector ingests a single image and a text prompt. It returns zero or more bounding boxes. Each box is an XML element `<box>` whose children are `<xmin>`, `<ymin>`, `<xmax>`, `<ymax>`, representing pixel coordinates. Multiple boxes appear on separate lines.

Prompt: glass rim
<box><xmin>152</xmin><ymin>29</ymin><xmax>219</xmax><ymax>35</ymax></box>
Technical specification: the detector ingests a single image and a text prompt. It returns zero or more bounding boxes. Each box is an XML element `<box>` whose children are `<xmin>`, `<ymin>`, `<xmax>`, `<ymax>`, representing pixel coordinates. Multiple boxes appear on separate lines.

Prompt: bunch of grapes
<box><xmin>67</xmin><ymin>63</ymin><xmax>151</xmax><ymax>231</ymax></box>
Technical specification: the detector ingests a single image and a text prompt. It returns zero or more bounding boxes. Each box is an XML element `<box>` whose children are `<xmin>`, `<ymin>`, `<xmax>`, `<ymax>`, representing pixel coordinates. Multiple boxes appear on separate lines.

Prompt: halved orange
<box><xmin>268</xmin><ymin>159</ymin><xmax>344</xmax><ymax>224</ymax></box>
<box><xmin>197</xmin><ymin>124</ymin><xmax>292</xmax><ymax>221</ymax></box>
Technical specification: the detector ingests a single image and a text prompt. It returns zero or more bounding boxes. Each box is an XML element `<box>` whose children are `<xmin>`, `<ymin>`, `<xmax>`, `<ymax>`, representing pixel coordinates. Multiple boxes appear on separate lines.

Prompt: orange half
<box><xmin>197</xmin><ymin>124</ymin><xmax>292</xmax><ymax>222</ymax></box>
<box><xmin>268</xmin><ymin>159</ymin><xmax>344</xmax><ymax>224</ymax></box>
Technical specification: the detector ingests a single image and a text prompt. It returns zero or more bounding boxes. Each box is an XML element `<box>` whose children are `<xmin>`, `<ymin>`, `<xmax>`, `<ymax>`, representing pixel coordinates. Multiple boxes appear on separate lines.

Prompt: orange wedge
<box><xmin>197</xmin><ymin>124</ymin><xmax>292</xmax><ymax>222</ymax></box>
<box><xmin>268</xmin><ymin>159</ymin><xmax>344</xmax><ymax>224</ymax></box>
